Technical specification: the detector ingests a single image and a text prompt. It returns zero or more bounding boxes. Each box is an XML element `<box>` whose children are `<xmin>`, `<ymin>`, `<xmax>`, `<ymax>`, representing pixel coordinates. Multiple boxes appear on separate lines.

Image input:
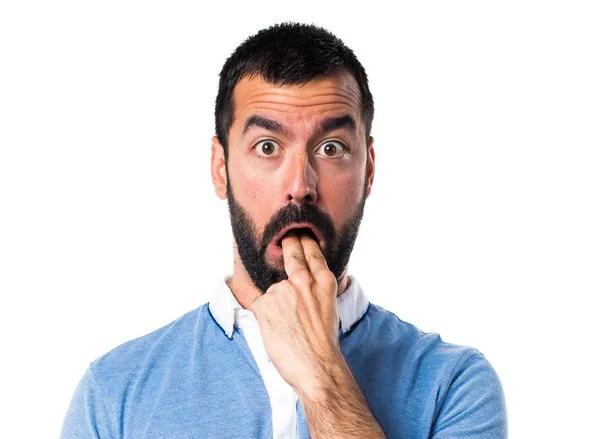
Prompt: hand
<box><xmin>249</xmin><ymin>233</ymin><xmax>342</xmax><ymax>395</ymax></box>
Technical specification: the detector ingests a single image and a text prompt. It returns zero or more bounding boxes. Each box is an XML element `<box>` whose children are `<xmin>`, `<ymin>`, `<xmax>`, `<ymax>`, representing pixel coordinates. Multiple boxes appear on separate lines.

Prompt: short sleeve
<box><xmin>431</xmin><ymin>352</ymin><xmax>508</xmax><ymax>439</ymax></box>
<box><xmin>60</xmin><ymin>365</ymin><xmax>117</xmax><ymax>439</ymax></box>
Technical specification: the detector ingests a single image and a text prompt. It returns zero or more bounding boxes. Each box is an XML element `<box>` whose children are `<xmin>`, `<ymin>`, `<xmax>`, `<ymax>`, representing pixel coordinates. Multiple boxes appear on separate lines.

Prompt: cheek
<box><xmin>319</xmin><ymin>171</ymin><xmax>365</xmax><ymax>225</ymax></box>
<box><xmin>229</xmin><ymin>162</ymin><xmax>280</xmax><ymax>224</ymax></box>
<box><xmin>247</xmin><ymin>181</ymin><xmax>274</xmax><ymax>209</ymax></box>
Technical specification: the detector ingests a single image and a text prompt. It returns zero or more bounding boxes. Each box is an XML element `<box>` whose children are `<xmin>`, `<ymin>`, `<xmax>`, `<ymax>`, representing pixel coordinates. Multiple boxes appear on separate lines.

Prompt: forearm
<box><xmin>295</xmin><ymin>353</ymin><xmax>387</xmax><ymax>439</ymax></box>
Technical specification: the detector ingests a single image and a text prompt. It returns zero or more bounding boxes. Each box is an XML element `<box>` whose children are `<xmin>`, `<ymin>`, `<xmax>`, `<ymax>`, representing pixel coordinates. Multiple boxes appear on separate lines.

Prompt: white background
<box><xmin>1</xmin><ymin>1</ymin><xmax>598</xmax><ymax>437</ymax></box>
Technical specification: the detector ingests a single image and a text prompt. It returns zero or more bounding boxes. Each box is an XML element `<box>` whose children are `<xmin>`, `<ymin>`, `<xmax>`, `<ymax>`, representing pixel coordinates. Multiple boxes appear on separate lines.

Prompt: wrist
<box><xmin>293</xmin><ymin>351</ymin><xmax>349</xmax><ymax>402</ymax></box>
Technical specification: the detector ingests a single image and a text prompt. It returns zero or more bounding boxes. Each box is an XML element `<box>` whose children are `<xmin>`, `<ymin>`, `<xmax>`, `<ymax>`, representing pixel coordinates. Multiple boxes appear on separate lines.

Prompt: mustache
<box><xmin>260</xmin><ymin>202</ymin><xmax>335</xmax><ymax>249</ymax></box>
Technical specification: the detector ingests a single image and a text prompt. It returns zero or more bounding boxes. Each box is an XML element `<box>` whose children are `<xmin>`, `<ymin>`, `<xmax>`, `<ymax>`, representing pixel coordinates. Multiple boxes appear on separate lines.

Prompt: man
<box><xmin>61</xmin><ymin>22</ymin><xmax>507</xmax><ymax>438</ymax></box>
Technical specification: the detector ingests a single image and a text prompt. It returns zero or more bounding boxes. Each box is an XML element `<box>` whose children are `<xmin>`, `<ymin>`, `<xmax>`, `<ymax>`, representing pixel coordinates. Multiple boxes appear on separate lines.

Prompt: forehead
<box><xmin>231</xmin><ymin>72</ymin><xmax>363</xmax><ymax>135</ymax></box>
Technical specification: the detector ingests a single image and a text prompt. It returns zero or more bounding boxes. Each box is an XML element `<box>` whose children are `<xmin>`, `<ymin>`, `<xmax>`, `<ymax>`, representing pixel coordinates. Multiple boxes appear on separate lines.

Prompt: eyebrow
<box><xmin>317</xmin><ymin>115</ymin><xmax>357</xmax><ymax>138</ymax></box>
<box><xmin>242</xmin><ymin>115</ymin><xmax>291</xmax><ymax>137</ymax></box>
<box><xmin>242</xmin><ymin>114</ymin><xmax>357</xmax><ymax>139</ymax></box>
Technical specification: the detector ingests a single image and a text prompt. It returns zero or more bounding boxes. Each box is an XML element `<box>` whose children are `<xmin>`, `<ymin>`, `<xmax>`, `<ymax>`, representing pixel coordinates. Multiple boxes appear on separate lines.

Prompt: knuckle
<box><xmin>281</xmin><ymin>279</ymin><xmax>292</xmax><ymax>288</ymax></box>
<box><xmin>293</xmin><ymin>271</ymin><xmax>312</xmax><ymax>286</ymax></box>
<box><xmin>316</xmin><ymin>269</ymin><xmax>337</xmax><ymax>286</ymax></box>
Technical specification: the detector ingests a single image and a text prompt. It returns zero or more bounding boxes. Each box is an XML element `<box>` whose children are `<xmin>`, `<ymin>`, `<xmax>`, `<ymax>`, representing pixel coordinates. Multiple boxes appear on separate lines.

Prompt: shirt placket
<box><xmin>236</xmin><ymin>311</ymin><xmax>299</xmax><ymax>439</ymax></box>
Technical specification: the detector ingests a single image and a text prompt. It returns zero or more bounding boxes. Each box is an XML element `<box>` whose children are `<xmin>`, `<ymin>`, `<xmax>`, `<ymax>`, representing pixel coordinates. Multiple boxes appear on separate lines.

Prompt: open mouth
<box><xmin>276</xmin><ymin>227</ymin><xmax>318</xmax><ymax>246</ymax></box>
<box><xmin>272</xmin><ymin>224</ymin><xmax>325</xmax><ymax>250</ymax></box>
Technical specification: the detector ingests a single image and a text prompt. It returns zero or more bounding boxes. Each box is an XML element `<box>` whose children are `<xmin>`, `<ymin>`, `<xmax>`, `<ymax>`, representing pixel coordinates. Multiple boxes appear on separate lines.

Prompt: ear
<box><xmin>211</xmin><ymin>136</ymin><xmax>228</xmax><ymax>200</ymax></box>
<box><xmin>365</xmin><ymin>136</ymin><xmax>375</xmax><ymax>198</ymax></box>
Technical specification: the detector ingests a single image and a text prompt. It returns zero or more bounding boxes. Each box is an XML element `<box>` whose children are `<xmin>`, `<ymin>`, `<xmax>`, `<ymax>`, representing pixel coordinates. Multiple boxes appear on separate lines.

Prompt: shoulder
<box><xmin>89</xmin><ymin>303</ymin><xmax>210</xmax><ymax>390</ymax></box>
<box><xmin>61</xmin><ymin>304</ymin><xmax>214</xmax><ymax>438</ymax></box>
<box><xmin>362</xmin><ymin>302</ymin><xmax>476</xmax><ymax>358</ymax></box>
<box><xmin>360</xmin><ymin>302</ymin><xmax>500</xmax><ymax>390</ymax></box>
<box><xmin>359</xmin><ymin>303</ymin><xmax>507</xmax><ymax>437</ymax></box>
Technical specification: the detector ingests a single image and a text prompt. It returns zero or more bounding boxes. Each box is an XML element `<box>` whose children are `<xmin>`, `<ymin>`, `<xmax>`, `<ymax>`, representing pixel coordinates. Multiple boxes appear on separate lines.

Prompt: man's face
<box><xmin>212</xmin><ymin>72</ymin><xmax>375</xmax><ymax>293</ymax></box>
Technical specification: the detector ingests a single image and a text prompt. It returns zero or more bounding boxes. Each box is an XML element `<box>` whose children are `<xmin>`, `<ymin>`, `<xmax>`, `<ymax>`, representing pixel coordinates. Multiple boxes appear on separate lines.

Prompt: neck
<box><xmin>228</xmin><ymin>248</ymin><xmax>350</xmax><ymax>310</ymax></box>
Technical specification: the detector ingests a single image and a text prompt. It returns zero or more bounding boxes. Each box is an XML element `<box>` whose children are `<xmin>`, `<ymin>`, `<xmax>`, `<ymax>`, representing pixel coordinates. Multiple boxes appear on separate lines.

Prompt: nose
<box><xmin>284</xmin><ymin>153</ymin><xmax>318</xmax><ymax>205</ymax></box>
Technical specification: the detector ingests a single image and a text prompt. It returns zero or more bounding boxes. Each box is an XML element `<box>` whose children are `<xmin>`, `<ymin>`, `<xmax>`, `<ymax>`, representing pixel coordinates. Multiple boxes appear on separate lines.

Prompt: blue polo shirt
<box><xmin>61</xmin><ymin>278</ymin><xmax>507</xmax><ymax>438</ymax></box>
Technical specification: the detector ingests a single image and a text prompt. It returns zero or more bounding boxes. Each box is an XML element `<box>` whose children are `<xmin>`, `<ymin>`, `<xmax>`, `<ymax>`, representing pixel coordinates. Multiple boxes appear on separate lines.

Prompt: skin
<box><xmin>211</xmin><ymin>72</ymin><xmax>386</xmax><ymax>438</ymax></box>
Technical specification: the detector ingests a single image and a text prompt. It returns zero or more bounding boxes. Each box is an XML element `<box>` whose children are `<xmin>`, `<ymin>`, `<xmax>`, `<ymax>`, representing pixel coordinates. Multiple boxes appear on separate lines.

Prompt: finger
<box><xmin>281</xmin><ymin>234</ymin><xmax>309</xmax><ymax>277</ymax></box>
<box><xmin>299</xmin><ymin>233</ymin><xmax>329</xmax><ymax>274</ymax></box>
<box><xmin>300</xmin><ymin>234</ymin><xmax>337</xmax><ymax>299</ymax></box>
<box><xmin>250</xmin><ymin>282</ymin><xmax>277</xmax><ymax>312</ymax></box>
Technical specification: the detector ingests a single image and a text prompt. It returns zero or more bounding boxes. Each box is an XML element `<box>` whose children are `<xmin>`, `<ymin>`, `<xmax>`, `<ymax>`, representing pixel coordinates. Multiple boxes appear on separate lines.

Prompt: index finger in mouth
<box><xmin>299</xmin><ymin>233</ymin><xmax>329</xmax><ymax>273</ymax></box>
<box><xmin>281</xmin><ymin>234</ymin><xmax>309</xmax><ymax>277</ymax></box>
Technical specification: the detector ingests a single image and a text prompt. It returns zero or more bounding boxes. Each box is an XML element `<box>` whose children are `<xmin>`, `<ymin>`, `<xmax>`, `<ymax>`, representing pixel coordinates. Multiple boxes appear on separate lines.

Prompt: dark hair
<box><xmin>214</xmin><ymin>22</ymin><xmax>374</xmax><ymax>159</ymax></box>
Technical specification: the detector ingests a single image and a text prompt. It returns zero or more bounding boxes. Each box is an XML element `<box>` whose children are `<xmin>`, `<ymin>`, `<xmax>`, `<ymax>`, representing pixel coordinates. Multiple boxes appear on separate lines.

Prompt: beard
<box><xmin>226</xmin><ymin>178</ymin><xmax>367</xmax><ymax>294</ymax></box>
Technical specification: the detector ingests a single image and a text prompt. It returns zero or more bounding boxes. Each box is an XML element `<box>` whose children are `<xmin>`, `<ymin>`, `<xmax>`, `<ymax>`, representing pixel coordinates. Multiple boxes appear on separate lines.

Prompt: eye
<box><xmin>254</xmin><ymin>139</ymin><xmax>281</xmax><ymax>158</ymax></box>
<box><xmin>317</xmin><ymin>140</ymin><xmax>346</xmax><ymax>158</ymax></box>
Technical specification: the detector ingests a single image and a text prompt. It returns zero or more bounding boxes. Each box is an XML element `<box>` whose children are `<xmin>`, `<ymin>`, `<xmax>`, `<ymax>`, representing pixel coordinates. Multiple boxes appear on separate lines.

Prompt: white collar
<box><xmin>208</xmin><ymin>275</ymin><xmax>370</xmax><ymax>339</ymax></box>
